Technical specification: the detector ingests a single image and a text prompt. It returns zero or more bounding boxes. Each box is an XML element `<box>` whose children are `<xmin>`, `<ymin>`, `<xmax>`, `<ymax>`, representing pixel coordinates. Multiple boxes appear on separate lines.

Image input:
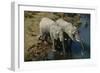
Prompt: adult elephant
<box><xmin>56</xmin><ymin>18</ymin><xmax>80</xmax><ymax>58</ymax></box>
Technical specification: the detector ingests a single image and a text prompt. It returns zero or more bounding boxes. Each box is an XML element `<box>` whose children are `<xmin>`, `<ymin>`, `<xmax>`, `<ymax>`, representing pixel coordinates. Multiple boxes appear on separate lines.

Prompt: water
<box><xmin>71</xmin><ymin>14</ymin><xmax>90</xmax><ymax>59</ymax></box>
<box><xmin>47</xmin><ymin>14</ymin><xmax>90</xmax><ymax>60</ymax></box>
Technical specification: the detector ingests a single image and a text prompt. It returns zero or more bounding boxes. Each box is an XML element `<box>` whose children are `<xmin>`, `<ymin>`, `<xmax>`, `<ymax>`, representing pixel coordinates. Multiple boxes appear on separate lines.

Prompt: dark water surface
<box><xmin>47</xmin><ymin>14</ymin><xmax>90</xmax><ymax>60</ymax></box>
<box><xmin>71</xmin><ymin>14</ymin><xmax>90</xmax><ymax>58</ymax></box>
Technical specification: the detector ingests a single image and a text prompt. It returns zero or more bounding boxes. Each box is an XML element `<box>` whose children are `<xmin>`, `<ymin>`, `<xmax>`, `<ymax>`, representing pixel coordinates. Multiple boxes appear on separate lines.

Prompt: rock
<box><xmin>26</xmin><ymin>39</ymin><xmax>52</xmax><ymax>61</ymax></box>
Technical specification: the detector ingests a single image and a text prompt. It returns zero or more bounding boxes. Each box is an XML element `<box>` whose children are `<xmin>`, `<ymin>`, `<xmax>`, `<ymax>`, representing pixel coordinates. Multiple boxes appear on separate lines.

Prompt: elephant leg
<box><xmin>51</xmin><ymin>39</ymin><xmax>56</xmax><ymax>52</ymax></box>
<box><xmin>62</xmin><ymin>40</ymin><xmax>66</xmax><ymax>57</ymax></box>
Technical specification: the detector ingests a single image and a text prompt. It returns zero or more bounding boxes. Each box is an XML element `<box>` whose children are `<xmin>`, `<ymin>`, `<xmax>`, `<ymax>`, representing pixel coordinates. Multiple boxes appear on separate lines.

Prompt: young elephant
<box><xmin>39</xmin><ymin>17</ymin><xmax>66</xmax><ymax>56</ymax></box>
<box><xmin>39</xmin><ymin>17</ymin><xmax>55</xmax><ymax>41</ymax></box>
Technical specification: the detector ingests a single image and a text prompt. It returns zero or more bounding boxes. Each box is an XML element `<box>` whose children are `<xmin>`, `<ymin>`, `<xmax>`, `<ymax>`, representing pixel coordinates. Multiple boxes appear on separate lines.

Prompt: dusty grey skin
<box><xmin>49</xmin><ymin>24</ymin><xmax>66</xmax><ymax>55</ymax></box>
<box><xmin>39</xmin><ymin>17</ymin><xmax>55</xmax><ymax>40</ymax></box>
<box><xmin>56</xmin><ymin>18</ymin><xmax>80</xmax><ymax>42</ymax></box>
<box><xmin>39</xmin><ymin>17</ymin><xmax>65</xmax><ymax>55</ymax></box>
